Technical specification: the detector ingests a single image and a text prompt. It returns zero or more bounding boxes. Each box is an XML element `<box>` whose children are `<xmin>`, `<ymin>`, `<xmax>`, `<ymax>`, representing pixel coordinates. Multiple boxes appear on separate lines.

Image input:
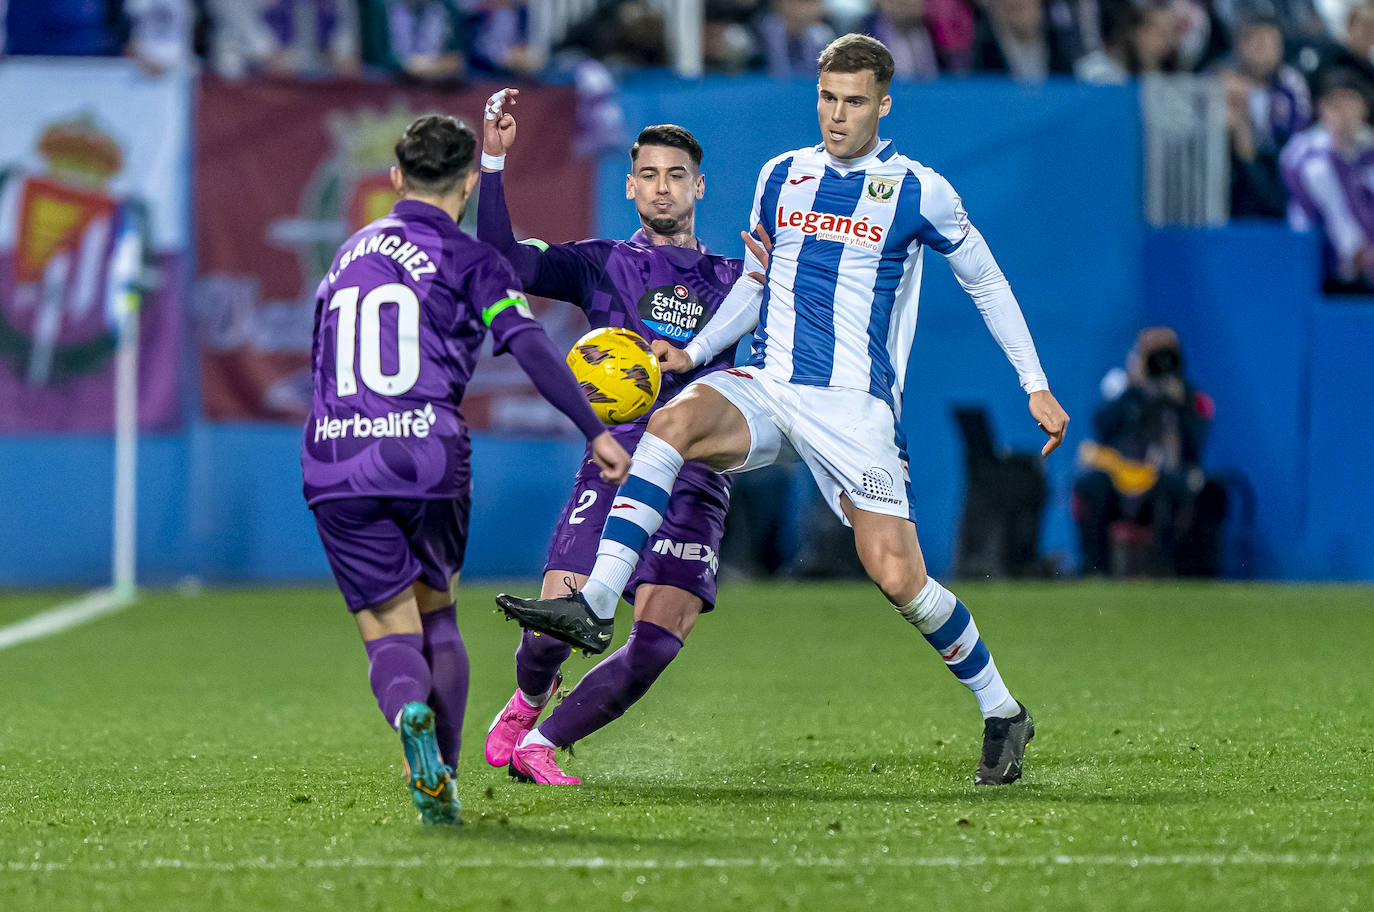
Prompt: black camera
<box><xmin>1144</xmin><ymin>346</ymin><xmax>1181</xmax><ymax>378</ymax></box>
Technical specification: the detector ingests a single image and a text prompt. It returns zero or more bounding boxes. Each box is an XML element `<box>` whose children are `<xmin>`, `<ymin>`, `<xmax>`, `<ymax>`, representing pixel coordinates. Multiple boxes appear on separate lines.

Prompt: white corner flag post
<box><xmin>112</xmin><ymin>287</ymin><xmax>139</xmax><ymax>606</ymax></box>
<box><xmin>109</xmin><ymin>216</ymin><xmax>143</xmax><ymax>608</ymax></box>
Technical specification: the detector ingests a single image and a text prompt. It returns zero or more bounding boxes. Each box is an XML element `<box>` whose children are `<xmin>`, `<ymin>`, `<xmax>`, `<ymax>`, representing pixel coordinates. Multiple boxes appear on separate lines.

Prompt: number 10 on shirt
<box><xmin>327</xmin><ymin>282</ymin><xmax>422</xmax><ymax>397</ymax></box>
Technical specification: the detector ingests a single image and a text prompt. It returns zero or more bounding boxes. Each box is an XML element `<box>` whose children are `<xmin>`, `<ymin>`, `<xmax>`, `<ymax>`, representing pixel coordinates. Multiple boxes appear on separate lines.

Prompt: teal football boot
<box><xmin>398</xmin><ymin>702</ymin><xmax>460</xmax><ymax>824</ymax></box>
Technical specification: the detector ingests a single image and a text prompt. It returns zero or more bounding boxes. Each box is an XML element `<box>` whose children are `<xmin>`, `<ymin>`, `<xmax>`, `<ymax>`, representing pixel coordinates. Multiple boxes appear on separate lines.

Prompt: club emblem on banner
<box><xmin>0</xmin><ymin>114</ymin><xmax>146</xmax><ymax>386</ymax></box>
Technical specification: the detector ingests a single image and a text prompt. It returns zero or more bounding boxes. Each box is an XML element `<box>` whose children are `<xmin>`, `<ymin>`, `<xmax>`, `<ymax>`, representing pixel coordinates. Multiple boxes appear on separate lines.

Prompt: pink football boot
<box><xmin>485</xmin><ymin>689</ymin><xmax>547</xmax><ymax>767</ymax></box>
<box><xmin>509</xmin><ymin>740</ymin><xmax>581</xmax><ymax>785</ymax></box>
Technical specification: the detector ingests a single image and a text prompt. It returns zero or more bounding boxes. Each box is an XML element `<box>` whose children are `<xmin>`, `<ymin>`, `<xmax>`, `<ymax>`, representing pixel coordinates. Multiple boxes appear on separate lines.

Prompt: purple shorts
<box><xmin>312</xmin><ymin>496</ymin><xmax>469</xmax><ymax>612</ymax></box>
<box><xmin>544</xmin><ymin>460</ymin><xmax>730</xmax><ymax>610</ymax></box>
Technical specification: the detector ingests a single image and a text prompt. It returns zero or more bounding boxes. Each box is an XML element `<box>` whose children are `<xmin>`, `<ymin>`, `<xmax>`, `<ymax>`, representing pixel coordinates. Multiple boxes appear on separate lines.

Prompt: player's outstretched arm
<box><xmin>950</xmin><ymin>233</ymin><xmax>1068</xmax><ymax>454</ymax></box>
<box><xmin>476</xmin><ymin>89</ymin><xmax>541</xmax><ymax>283</ymax></box>
<box><xmin>477</xmin><ymin>88</ymin><xmax>603</xmax><ymax>305</ymax></box>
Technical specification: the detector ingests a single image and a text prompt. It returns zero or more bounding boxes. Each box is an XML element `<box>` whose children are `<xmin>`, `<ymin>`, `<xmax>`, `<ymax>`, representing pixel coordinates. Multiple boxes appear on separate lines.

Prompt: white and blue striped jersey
<box><xmin>688</xmin><ymin>138</ymin><xmax>1048</xmax><ymax>416</ymax></box>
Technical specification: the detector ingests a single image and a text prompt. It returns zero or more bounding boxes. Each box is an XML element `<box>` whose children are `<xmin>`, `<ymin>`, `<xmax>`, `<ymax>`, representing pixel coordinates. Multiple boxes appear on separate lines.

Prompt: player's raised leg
<box><xmin>845</xmin><ymin>502</ymin><xmax>1034</xmax><ymax>785</ymax></box>
<box><xmin>496</xmin><ymin>382</ymin><xmax>751</xmax><ymax>652</ymax></box>
<box><xmin>510</xmin><ymin>583</ymin><xmax>700</xmax><ymax>784</ymax></box>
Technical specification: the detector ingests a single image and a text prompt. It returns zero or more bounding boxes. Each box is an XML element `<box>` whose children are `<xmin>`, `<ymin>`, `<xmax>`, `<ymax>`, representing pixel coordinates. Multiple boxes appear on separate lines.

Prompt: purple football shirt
<box><xmin>477</xmin><ymin>171</ymin><xmax>744</xmax><ymax>454</ymax></box>
<box><xmin>302</xmin><ymin>199</ymin><xmax>538</xmax><ymax>505</ymax></box>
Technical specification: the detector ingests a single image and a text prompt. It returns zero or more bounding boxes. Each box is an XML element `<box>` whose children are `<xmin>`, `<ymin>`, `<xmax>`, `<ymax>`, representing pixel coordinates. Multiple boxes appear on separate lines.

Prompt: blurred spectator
<box><xmin>1304</xmin><ymin>2</ymin><xmax>1374</xmax><ymax>104</ymax></box>
<box><xmin>925</xmin><ymin>0</ymin><xmax>981</xmax><ymax>72</ymax></box>
<box><xmin>570</xmin><ymin>57</ymin><xmax>628</xmax><ymax>155</ymax></box>
<box><xmin>972</xmin><ymin>0</ymin><xmax>1078</xmax><ymax>82</ymax></box>
<box><xmin>560</xmin><ymin>0</ymin><xmax>669</xmax><ymax>68</ymax></box>
<box><xmin>1225</xmin><ymin>68</ymin><xmax>1290</xmax><ymax>216</ymax></box>
<box><xmin>362</xmin><ymin>0</ymin><xmax>466</xmax><ymax>81</ymax></box>
<box><xmin>1046</xmin><ymin>0</ymin><xmax>1094</xmax><ymax>59</ymax></box>
<box><xmin>467</xmin><ymin>0</ymin><xmax>544</xmax><ymax>77</ymax></box>
<box><xmin>858</xmin><ymin>0</ymin><xmax>944</xmax><ymax>81</ymax></box>
<box><xmin>1073</xmin><ymin>327</ymin><xmax>1226</xmax><ymax>577</ymax></box>
<box><xmin>207</xmin><ymin>0</ymin><xmax>361</xmax><ymax>78</ymax></box>
<box><xmin>757</xmin><ymin>0</ymin><xmax>837</xmax><ymax>76</ymax></box>
<box><xmin>4</xmin><ymin>0</ymin><xmax>123</xmax><ymax>56</ymax></box>
<box><xmin>125</xmin><ymin>0</ymin><xmax>195</xmax><ymax>73</ymax></box>
<box><xmin>1229</xmin><ymin>16</ymin><xmax>1312</xmax><ymax>147</ymax></box>
<box><xmin>1281</xmin><ymin>70</ymin><xmax>1374</xmax><ymax>290</ymax></box>
<box><xmin>1218</xmin><ymin>0</ymin><xmax>1328</xmax><ymax>50</ymax></box>
<box><xmin>705</xmin><ymin>0</ymin><xmax>765</xmax><ymax>71</ymax></box>
<box><xmin>1169</xmin><ymin>0</ymin><xmax>1229</xmax><ymax>72</ymax></box>
<box><xmin>1076</xmin><ymin>2</ymin><xmax>1180</xmax><ymax>83</ymax></box>
<box><xmin>1310</xmin><ymin>0</ymin><xmax>1367</xmax><ymax>43</ymax></box>
<box><xmin>1070</xmin><ymin>0</ymin><xmax>1109</xmax><ymax>55</ymax></box>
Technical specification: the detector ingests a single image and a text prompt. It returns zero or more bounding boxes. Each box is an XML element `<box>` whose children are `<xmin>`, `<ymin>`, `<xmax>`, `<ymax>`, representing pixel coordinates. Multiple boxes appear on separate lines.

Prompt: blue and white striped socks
<box><xmin>898</xmin><ymin>578</ymin><xmax>1019</xmax><ymax>719</ymax></box>
<box><xmin>581</xmin><ymin>433</ymin><xmax>684</xmax><ymax>619</ymax></box>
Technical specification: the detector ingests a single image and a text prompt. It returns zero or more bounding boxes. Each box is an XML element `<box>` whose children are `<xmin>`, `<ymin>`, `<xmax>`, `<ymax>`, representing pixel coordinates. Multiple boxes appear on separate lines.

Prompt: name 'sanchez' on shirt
<box><xmin>328</xmin><ymin>232</ymin><xmax>437</xmax><ymax>284</ymax></box>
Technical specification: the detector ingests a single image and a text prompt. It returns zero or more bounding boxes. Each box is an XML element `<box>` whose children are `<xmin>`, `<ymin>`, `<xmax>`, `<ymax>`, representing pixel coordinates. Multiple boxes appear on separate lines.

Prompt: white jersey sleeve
<box><xmin>684</xmin><ymin>274</ymin><xmax>761</xmax><ymax>366</ymax></box>
<box><xmin>920</xmin><ymin>172</ymin><xmax>1049</xmax><ymax>394</ymax></box>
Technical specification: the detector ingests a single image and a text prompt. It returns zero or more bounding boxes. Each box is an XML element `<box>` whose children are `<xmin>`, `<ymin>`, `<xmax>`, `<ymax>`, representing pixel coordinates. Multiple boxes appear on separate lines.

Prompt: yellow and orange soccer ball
<box><xmin>565</xmin><ymin>327</ymin><xmax>662</xmax><ymax>424</ymax></box>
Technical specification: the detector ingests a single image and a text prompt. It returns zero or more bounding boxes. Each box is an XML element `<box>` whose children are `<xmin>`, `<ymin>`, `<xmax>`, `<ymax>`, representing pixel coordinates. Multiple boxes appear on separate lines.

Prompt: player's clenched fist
<box><xmin>651</xmin><ymin>339</ymin><xmax>694</xmax><ymax>374</ymax></box>
<box><xmin>482</xmin><ymin>87</ymin><xmax>519</xmax><ymax>162</ymax></box>
<box><xmin>590</xmin><ymin>431</ymin><xmax>632</xmax><ymax>484</ymax></box>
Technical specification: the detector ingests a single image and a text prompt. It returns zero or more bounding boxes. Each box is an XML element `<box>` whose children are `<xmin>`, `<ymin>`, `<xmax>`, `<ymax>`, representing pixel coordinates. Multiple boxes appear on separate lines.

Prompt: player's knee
<box><xmin>645</xmin><ymin>401</ymin><xmax>702</xmax><ymax>452</ymax></box>
<box><xmin>856</xmin><ymin>539</ymin><xmax>925</xmax><ymax>604</ymax></box>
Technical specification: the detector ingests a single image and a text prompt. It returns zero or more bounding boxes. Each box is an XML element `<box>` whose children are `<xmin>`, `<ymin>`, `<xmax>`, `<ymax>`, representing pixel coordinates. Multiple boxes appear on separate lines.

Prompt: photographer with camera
<box><xmin>1073</xmin><ymin>327</ymin><xmax>1228</xmax><ymax>577</ymax></box>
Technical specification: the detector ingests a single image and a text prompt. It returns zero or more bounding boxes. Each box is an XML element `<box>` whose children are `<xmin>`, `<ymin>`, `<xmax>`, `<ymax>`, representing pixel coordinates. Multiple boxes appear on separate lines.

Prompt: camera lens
<box><xmin>1146</xmin><ymin>348</ymin><xmax>1180</xmax><ymax>376</ymax></box>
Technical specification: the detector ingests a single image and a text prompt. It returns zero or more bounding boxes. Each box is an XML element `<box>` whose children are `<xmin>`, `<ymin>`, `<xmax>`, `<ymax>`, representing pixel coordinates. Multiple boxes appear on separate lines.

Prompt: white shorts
<box><xmin>692</xmin><ymin>367</ymin><xmax>915</xmax><ymax>526</ymax></box>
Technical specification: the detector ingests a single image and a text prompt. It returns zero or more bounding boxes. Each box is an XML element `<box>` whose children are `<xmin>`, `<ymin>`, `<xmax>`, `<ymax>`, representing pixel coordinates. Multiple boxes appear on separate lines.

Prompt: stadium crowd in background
<box><xmin>8</xmin><ymin>0</ymin><xmax>1374</xmax><ymax>99</ymax></box>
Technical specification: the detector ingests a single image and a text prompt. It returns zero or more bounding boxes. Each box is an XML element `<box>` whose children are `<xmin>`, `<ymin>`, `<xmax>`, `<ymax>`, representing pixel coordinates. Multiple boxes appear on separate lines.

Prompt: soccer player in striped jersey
<box><xmin>497</xmin><ymin>34</ymin><xmax>1071</xmax><ymax>785</ymax></box>
<box><xmin>476</xmin><ymin>90</ymin><xmax>769</xmax><ymax>785</ymax></box>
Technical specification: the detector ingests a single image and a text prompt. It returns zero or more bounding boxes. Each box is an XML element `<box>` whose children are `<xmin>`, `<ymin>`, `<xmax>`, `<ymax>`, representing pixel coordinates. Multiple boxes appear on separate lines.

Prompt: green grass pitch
<box><xmin>1</xmin><ymin>581</ymin><xmax>1371</xmax><ymax>911</ymax></box>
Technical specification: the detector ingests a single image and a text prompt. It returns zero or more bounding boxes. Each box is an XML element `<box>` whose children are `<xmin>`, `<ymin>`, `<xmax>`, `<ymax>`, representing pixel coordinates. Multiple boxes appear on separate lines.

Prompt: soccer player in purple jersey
<box><xmin>474</xmin><ymin>88</ymin><xmax>770</xmax><ymax>785</ymax></box>
<box><xmin>301</xmin><ymin>114</ymin><xmax>630</xmax><ymax>822</ymax></box>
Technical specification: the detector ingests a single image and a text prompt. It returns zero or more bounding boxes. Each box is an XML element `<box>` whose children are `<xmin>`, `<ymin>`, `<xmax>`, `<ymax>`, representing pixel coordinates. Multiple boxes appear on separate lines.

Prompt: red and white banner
<box><xmin>193</xmin><ymin>78</ymin><xmax>595</xmax><ymax>431</ymax></box>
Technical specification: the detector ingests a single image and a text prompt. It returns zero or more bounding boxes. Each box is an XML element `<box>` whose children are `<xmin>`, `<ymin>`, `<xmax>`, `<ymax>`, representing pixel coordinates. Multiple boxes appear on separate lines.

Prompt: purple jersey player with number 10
<box><xmin>476</xmin><ymin>88</ymin><xmax>770</xmax><ymax>785</ymax></box>
<box><xmin>301</xmin><ymin>114</ymin><xmax>630</xmax><ymax>823</ymax></box>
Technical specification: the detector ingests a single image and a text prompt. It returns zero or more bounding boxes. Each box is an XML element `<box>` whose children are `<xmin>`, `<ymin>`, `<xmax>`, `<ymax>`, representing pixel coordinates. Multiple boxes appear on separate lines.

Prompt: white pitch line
<box><xmin>0</xmin><ymin>587</ymin><xmax>129</xmax><ymax>653</ymax></box>
<box><xmin>4</xmin><ymin>853</ymin><xmax>1371</xmax><ymax>875</ymax></box>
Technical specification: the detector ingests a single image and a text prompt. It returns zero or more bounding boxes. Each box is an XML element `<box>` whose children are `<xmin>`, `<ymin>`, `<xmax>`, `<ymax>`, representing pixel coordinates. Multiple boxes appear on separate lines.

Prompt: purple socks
<box><xmin>362</xmin><ymin>607</ymin><xmax>470</xmax><ymax>768</ymax></box>
<box><xmin>539</xmin><ymin>620</ymin><xmax>683</xmax><ymax>748</ymax></box>
<box><xmin>515</xmin><ymin>629</ymin><xmax>571</xmax><ymax>698</ymax></box>
<box><xmin>364</xmin><ymin>633</ymin><xmax>431</xmax><ymax>727</ymax></box>
<box><xmin>421</xmin><ymin>605</ymin><xmax>470</xmax><ymax>766</ymax></box>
